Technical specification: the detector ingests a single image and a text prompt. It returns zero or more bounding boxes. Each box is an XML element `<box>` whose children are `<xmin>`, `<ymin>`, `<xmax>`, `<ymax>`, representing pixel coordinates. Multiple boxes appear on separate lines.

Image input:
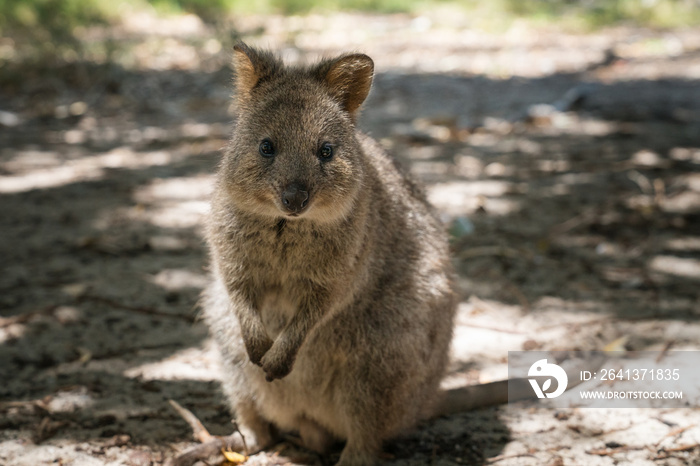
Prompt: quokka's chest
<box><xmin>258</xmin><ymin>289</ymin><xmax>297</xmax><ymax>338</ymax></box>
<box><xmin>236</xmin><ymin>220</ymin><xmax>347</xmax><ymax>277</ymax></box>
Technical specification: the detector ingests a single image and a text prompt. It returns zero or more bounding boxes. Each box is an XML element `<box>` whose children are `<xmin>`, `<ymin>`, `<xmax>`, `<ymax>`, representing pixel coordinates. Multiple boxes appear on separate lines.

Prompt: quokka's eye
<box><xmin>259</xmin><ymin>139</ymin><xmax>275</xmax><ymax>157</ymax></box>
<box><xmin>318</xmin><ymin>142</ymin><xmax>334</xmax><ymax>160</ymax></box>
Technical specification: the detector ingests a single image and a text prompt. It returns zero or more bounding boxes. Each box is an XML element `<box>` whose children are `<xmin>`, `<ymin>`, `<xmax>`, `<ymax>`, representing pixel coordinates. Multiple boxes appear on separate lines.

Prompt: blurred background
<box><xmin>1</xmin><ymin>1</ymin><xmax>700</xmax><ymax>465</ymax></box>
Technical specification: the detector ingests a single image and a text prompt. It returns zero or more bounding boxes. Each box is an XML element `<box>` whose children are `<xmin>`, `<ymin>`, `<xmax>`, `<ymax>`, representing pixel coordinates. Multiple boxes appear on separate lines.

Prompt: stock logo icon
<box><xmin>528</xmin><ymin>359</ymin><xmax>568</xmax><ymax>399</ymax></box>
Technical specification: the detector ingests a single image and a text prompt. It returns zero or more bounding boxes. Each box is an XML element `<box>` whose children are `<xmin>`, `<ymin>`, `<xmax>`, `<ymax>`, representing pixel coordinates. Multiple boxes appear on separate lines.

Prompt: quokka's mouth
<box><xmin>280</xmin><ymin>205</ymin><xmax>310</xmax><ymax>218</ymax></box>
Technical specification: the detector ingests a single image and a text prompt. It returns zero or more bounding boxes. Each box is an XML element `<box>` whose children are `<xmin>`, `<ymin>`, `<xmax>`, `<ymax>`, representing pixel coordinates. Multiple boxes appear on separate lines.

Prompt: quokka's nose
<box><xmin>281</xmin><ymin>184</ymin><xmax>310</xmax><ymax>214</ymax></box>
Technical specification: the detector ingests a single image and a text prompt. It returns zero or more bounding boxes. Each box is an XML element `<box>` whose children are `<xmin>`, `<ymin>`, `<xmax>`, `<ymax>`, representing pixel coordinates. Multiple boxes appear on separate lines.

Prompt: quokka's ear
<box><xmin>314</xmin><ymin>53</ymin><xmax>374</xmax><ymax>117</ymax></box>
<box><xmin>232</xmin><ymin>42</ymin><xmax>282</xmax><ymax>104</ymax></box>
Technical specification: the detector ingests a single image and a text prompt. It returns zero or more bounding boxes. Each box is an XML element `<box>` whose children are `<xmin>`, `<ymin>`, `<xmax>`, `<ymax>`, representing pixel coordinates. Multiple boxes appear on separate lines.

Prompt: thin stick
<box><xmin>168</xmin><ymin>399</ymin><xmax>213</xmax><ymax>443</ymax></box>
<box><xmin>455</xmin><ymin>322</ymin><xmax>526</xmax><ymax>335</ymax></box>
<box><xmin>661</xmin><ymin>443</ymin><xmax>700</xmax><ymax>453</ymax></box>
<box><xmin>458</xmin><ymin>246</ymin><xmax>523</xmax><ymax>260</ymax></box>
<box><xmin>587</xmin><ymin>445</ymin><xmax>646</xmax><ymax>456</ymax></box>
<box><xmin>656</xmin><ymin>424</ymin><xmax>697</xmax><ymax>447</ymax></box>
<box><xmin>486</xmin><ymin>451</ymin><xmax>537</xmax><ymax>463</ymax></box>
<box><xmin>0</xmin><ymin>305</ymin><xmax>56</xmax><ymax>328</ymax></box>
<box><xmin>232</xmin><ymin>421</ymin><xmax>249</xmax><ymax>455</ymax></box>
<box><xmin>82</xmin><ymin>295</ymin><xmax>194</xmax><ymax>322</ymax></box>
<box><xmin>166</xmin><ymin>400</ymin><xmax>247</xmax><ymax>466</ymax></box>
<box><xmin>655</xmin><ymin>341</ymin><xmax>674</xmax><ymax>363</ymax></box>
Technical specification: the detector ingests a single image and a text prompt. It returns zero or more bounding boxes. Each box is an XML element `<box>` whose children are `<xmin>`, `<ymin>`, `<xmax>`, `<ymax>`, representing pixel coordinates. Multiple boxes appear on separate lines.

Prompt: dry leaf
<box><xmin>603</xmin><ymin>336</ymin><xmax>628</xmax><ymax>353</ymax></box>
<box><xmin>222</xmin><ymin>449</ymin><xmax>247</xmax><ymax>464</ymax></box>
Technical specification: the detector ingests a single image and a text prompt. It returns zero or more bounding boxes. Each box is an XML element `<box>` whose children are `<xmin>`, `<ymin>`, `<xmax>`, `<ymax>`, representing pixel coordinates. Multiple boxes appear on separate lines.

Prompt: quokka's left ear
<box><xmin>232</xmin><ymin>42</ymin><xmax>282</xmax><ymax>107</ymax></box>
<box><xmin>313</xmin><ymin>53</ymin><xmax>374</xmax><ymax>118</ymax></box>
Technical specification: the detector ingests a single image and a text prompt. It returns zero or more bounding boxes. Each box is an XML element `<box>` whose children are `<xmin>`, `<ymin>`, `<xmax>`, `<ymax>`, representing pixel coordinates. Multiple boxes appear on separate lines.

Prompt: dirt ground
<box><xmin>1</xmin><ymin>11</ymin><xmax>700</xmax><ymax>466</ymax></box>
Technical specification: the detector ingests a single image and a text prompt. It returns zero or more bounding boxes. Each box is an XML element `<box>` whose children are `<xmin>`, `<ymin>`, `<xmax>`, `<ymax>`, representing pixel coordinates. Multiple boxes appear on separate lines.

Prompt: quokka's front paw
<box><xmin>260</xmin><ymin>344</ymin><xmax>296</xmax><ymax>381</ymax></box>
<box><xmin>244</xmin><ymin>334</ymin><xmax>273</xmax><ymax>367</ymax></box>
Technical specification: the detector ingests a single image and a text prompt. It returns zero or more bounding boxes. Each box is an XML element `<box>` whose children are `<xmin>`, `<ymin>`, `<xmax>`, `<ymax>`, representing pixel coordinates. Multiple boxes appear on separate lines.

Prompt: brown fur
<box><xmin>203</xmin><ymin>43</ymin><xmax>456</xmax><ymax>466</ymax></box>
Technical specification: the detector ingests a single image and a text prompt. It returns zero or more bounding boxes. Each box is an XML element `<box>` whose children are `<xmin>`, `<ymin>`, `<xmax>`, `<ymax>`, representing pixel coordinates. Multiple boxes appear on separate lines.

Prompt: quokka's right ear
<box><xmin>232</xmin><ymin>42</ymin><xmax>282</xmax><ymax>105</ymax></box>
<box><xmin>314</xmin><ymin>53</ymin><xmax>374</xmax><ymax>119</ymax></box>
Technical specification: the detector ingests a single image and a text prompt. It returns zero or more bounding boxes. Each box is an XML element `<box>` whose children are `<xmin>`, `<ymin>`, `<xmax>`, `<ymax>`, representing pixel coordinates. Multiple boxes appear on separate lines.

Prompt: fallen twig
<box><xmin>504</xmin><ymin>281</ymin><xmax>530</xmax><ymax>313</ymax></box>
<box><xmin>655</xmin><ymin>341</ymin><xmax>674</xmax><ymax>363</ymax></box>
<box><xmin>455</xmin><ymin>321</ymin><xmax>527</xmax><ymax>335</ymax></box>
<box><xmin>660</xmin><ymin>443</ymin><xmax>700</xmax><ymax>453</ymax></box>
<box><xmin>81</xmin><ymin>295</ymin><xmax>195</xmax><ymax>322</ymax></box>
<box><xmin>0</xmin><ymin>305</ymin><xmax>57</xmax><ymax>328</ymax></box>
<box><xmin>457</xmin><ymin>246</ymin><xmax>523</xmax><ymax>260</ymax></box>
<box><xmin>587</xmin><ymin>445</ymin><xmax>647</xmax><ymax>456</ymax></box>
<box><xmin>168</xmin><ymin>400</ymin><xmax>213</xmax><ymax>443</ymax></box>
<box><xmin>33</xmin><ymin>416</ymin><xmax>67</xmax><ymax>443</ymax></box>
<box><xmin>656</xmin><ymin>424</ymin><xmax>697</xmax><ymax>447</ymax></box>
<box><xmin>655</xmin><ymin>443</ymin><xmax>700</xmax><ymax>460</ymax></box>
<box><xmin>548</xmin><ymin>207</ymin><xmax>600</xmax><ymax>237</ymax></box>
<box><xmin>166</xmin><ymin>399</ymin><xmax>247</xmax><ymax>466</ymax></box>
<box><xmin>486</xmin><ymin>451</ymin><xmax>537</xmax><ymax>463</ymax></box>
<box><xmin>537</xmin><ymin>312</ymin><xmax>671</xmax><ymax>332</ymax></box>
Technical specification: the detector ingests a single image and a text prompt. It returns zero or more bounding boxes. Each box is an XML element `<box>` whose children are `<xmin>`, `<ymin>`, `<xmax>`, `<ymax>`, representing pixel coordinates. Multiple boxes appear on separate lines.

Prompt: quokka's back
<box><xmin>203</xmin><ymin>43</ymin><xmax>456</xmax><ymax>466</ymax></box>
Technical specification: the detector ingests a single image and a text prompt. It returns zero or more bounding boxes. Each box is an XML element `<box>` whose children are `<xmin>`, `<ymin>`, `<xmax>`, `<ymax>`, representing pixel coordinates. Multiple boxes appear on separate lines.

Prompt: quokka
<box><xmin>203</xmin><ymin>43</ymin><xmax>458</xmax><ymax>466</ymax></box>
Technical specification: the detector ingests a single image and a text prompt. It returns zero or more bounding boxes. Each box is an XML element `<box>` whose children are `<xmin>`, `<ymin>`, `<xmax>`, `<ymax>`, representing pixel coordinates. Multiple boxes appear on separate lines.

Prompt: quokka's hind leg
<box><xmin>229</xmin><ymin>400</ymin><xmax>277</xmax><ymax>454</ymax></box>
<box><xmin>297</xmin><ymin>416</ymin><xmax>336</xmax><ymax>455</ymax></box>
<box><xmin>331</xmin><ymin>407</ymin><xmax>384</xmax><ymax>466</ymax></box>
<box><xmin>335</xmin><ymin>430</ymin><xmax>381</xmax><ymax>466</ymax></box>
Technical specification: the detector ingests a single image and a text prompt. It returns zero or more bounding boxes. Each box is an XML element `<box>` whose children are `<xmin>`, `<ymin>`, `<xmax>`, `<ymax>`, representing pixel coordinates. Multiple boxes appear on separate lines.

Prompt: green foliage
<box><xmin>0</xmin><ymin>0</ymin><xmax>698</xmax><ymax>40</ymax></box>
<box><xmin>148</xmin><ymin>0</ymin><xmax>240</xmax><ymax>21</ymax></box>
<box><xmin>503</xmin><ymin>0</ymin><xmax>700</xmax><ymax>29</ymax></box>
<box><xmin>147</xmin><ymin>0</ymin><xmax>428</xmax><ymax>16</ymax></box>
<box><xmin>0</xmin><ymin>0</ymin><xmax>116</xmax><ymax>37</ymax></box>
<box><xmin>269</xmin><ymin>0</ymin><xmax>425</xmax><ymax>14</ymax></box>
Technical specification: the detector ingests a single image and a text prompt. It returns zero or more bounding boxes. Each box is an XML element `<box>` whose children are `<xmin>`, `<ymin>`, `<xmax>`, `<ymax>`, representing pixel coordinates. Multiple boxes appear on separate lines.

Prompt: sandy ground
<box><xmin>1</xmin><ymin>11</ymin><xmax>700</xmax><ymax>465</ymax></box>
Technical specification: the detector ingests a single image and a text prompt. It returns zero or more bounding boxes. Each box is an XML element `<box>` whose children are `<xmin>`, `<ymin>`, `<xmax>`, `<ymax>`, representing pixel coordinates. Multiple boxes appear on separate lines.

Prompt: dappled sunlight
<box><xmin>661</xmin><ymin>191</ymin><xmax>700</xmax><ymax>214</ymax></box>
<box><xmin>649</xmin><ymin>255</ymin><xmax>700</xmax><ymax>280</ymax></box>
<box><xmin>149</xmin><ymin>268</ymin><xmax>208</xmax><ymax>291</ymax></box>
<box><xmin>449</xmin><ymin>287</ymin><xmax>700</xmax><ymax>401</ymax></box>
<box><xmin>92</xmin><ymin>147</ymin><xmax>173</xmax><ymax>168</ymax></box>
<box><xmin>2</xmin><ymin>149</ymin><xmax>64</xmax><ymax>171</ymax></box>
<box><xmin>131</xmin><ymin>175</ymin><xmax>214</xmax><ymax>229</ymax></box>
<box><xmin>43</xmin><ymin>386</ymin><xmax>95</xmax><ymax>414</ymax></box>
<box><xmin>121</xmin><ymin>11</ymin><xmax>206</xmax><ymax>38</ymax></box>
<box><xmin>123</xmin><ymin>340</ymin><xmax>220</xmax><ymax>382</ymax></box>
<box><xmin>147</xmin><ymin>234</ymin><xmax>196</xmax><ymax>252</ymax></box>
<box><xmin>133</xmin><ymin>175</ymin><xmax>214</xmax><ymax>229</ymax></box>
<box><xmin>533</xmin><ymin>115</ymin><xmax>618</xmax><ymax>137</ymax></box>
<box><xmin>92</xmin><ymin>200</ymin><xmax>209</xmax><ymax>231</ymax></box>
<box><xmin>61</xmin><ymin>122</ymin><xmax>227</xmax><ymax>149</ymax></box>
<box><xmin>0</xmin><ymin>305</ymin><xmax>82</xmax><ymax>345</ymax></box>
<box><xmin>446</xmin><ymin>295</ymin><xmax>612</xmax><ymax>386</ymax></box>
<box><xmin>85</xmin><ymin>174</ymin><xmax>215</xmax><ymax>233</ymax></box>
<box><xmin>551</xmin><ymin>234</ymin><xmax>606</xmax><ymax>250</ymax></box>
<box><xmin>450</xmin><ymin>299</ymin><xmax>529</xmax><ymax>366</ymax></box>
<box><xmin>133</xmin><ymin>175</ymin><xmax>214</xmax><ymax>203</ymax></box>
<box><xmin>501</xmin><ymin>408</ymin><xmax>695</xmax><ymax>461</ymax></box>
<box><xmin>141</xmin><ymin>200</ymin><xmax>209</xmax><ymax>229</ymax></box>
<box><xmin>659</xmin><ymin>171</ymin><xmax>700</xmax><ymax>214</ymax></box>
<box><xmin>599</xmin><ymin>266</ymin><xmax>645</xmax><ymax>288</ymax></box>
<box><xmin>665</xmin><ymin>236</ymin><xmax>700</xmax><ymax>252</ymax></box>
<box><xmin>680</xmin><ymin>172</ymin><xmax>700</xmax><ymax>191</ymax></box>
<box><xmin>428</xmin><ymin>180</ymin><xmax>520</xmax><ymax>216</ymax></box>
<box><xmin>616</xmin><ymin>166</ymin><xmax>700</xmax><ymax>215</ymax></box>
<box><xmin>531</xmin><ymin>296</ymin><xmax>611</xmax><ymax>316</ymax></box>
<box><xmin>0</xmin><ymin>161</ymin><xmax>104</xmax><ymax>193</ymax></box>
<box><xmin>0</xmin><ymin>146</ymin><xmax>199</xmax><ymax>193</ymax></box>
<box><xmin>670</xmin><ymin>147</ymin><xmax>700</xmax><ymax>164</ymax></box>
<box><xmin>0</xmin><ymin>320</ymin><xmax>27</xmax><ymax>345</ymax></box>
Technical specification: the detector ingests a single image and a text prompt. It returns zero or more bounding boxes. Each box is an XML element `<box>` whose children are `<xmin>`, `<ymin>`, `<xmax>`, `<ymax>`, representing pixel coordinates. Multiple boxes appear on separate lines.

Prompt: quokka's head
<box><xmin>219</xmin><ymin>42</ymin><xmax>374</xmax><ymax>224</ymax></box>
